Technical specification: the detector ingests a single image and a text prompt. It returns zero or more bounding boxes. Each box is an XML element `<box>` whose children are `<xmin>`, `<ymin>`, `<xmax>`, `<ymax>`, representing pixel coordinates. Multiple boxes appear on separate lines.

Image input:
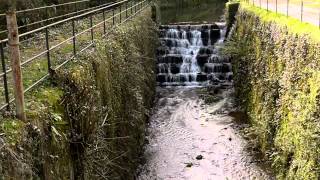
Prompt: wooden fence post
<box><xmin>6</xmin><ymin>10</ymin><xmax>26</xmax><ymax>121</ymax></box>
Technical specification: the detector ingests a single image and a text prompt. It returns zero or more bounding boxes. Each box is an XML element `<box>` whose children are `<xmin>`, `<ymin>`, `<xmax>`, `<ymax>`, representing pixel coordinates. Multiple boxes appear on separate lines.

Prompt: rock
<box><xmin>196</xmin><ymin>55</ymin><xmax>209</xmax><ymax>66</ymax></box>
<box><xmin>210</xmin><ymin>29</ymin><xmax>221</xmax><ymax>43</ymax></box>
<box><xmin>156</xmin><ymin>74</ymin><xmax>166</xmax><ymax>83</ymax></box>
<box><xmin>156</xmin><ymin>47</ymin><xmax>169</xmax><ymax>56</ymax></box>
<box><xmin>185</xmin><ymin>162</ymin><xmax>193</xmax><ymax>167</ymax></box>
<box><xmin>167</xmin><ymin>55</ymin><xmax>183</xmax><ymax>64</ymax></box>
<box><xmin>198</xmin><ymin>47</ymin><xmax>215</xmax><ymax>55</ymax></box>
<box><xmin>196</xmin><ymin>74</ymin><xmax>207</xmax><ymax>82</ymax></box>
<box><xmin>196</xmin><ymin>155</ymin><xmax>203</xmax><ymax>160</ymax></box>
<box><xmin>179</xmin><ymin>75</ymin><xmax>187</xmax><ymax>82</ymax></box>
<box><xmin>222</xmin><ymin>63</ymin><xmax>231</xmax><ymax>73</ymax></box>
<box><xmin>170</xmin><ymin>64</ymin><xmax>180</xmax><ymax>74</ymax></box>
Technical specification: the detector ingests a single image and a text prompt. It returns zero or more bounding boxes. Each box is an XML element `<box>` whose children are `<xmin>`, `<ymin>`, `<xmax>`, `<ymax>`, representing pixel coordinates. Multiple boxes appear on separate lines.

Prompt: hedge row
<box><xmin>225</xmin><ymin>3</ymin><xmax>320</xmax><ymax>179</ymax></box>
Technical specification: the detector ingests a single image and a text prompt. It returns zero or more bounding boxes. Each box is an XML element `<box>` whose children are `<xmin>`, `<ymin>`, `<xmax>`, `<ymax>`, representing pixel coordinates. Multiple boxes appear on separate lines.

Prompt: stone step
<box><xmin>203</xmin><ymin>63</ymin><xmax>232</xmax><ymax>73</ymax></box>
<box><xmin>157</xmin><ymin>55</ymin><xmax>184</xmax><ymax>64</ymax></box>
<box><xmin>156</xmin><ymin>72</ymin><xmax>233</xmax><ymax>83</ymax></box>
<box><xmin>157</xmin><ymin>63</ymin><xmax>181</xmax><ymax>74</ymax></box>
<box><xmin>158</xmin><ymin>29</ymin><xmax>221</xmax><ymax>46</ymax></box>
<box><xmin>156</xmin><ymin>47</ymin><xmax>170</xmax><ymax>56</ymax></box>
<box><xmin>196</xmin><ymin>54</ymin><xmax>231</xmax><ymax>65</ymax></box>
<box><xmin>159</xmin><ymin>24</ymin><xmax>220</xmax><ymax>31</ymax></box>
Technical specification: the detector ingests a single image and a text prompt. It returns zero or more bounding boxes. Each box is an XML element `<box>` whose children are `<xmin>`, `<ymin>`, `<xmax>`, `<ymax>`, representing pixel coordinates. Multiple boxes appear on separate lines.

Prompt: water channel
<box><xmin>136</xmin><ymin>1</ymin><xmax>274</xmax><ymax>179</ymax></box>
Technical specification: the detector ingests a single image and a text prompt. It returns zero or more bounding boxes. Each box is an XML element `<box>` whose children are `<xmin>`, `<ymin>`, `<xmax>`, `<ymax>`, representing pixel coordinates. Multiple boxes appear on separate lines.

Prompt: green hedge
<box><xmin>225</xmin><ymin>4</ymin><xmax>320</xmax><ymax>180</ymax></box>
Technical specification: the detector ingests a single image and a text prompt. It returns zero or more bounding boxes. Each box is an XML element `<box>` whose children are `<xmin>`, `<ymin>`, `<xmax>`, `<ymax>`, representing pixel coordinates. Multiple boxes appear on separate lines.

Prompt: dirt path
<box><xmin>137</xmin><ymin>87</ymin><xmax>273</xmax><ymax>180</ymax></box>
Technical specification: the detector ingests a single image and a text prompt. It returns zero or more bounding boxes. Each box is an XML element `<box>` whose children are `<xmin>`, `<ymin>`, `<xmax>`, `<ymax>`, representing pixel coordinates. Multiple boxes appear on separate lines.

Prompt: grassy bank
<box><xmin>0</xmin><ymin>9</ymin><xmax>157</xmax><ymax>179</ymax></box>
<box><xmin>225</xmin><ymin>2</ymin><xmax>320</xmax><ymax>179</ymax></box>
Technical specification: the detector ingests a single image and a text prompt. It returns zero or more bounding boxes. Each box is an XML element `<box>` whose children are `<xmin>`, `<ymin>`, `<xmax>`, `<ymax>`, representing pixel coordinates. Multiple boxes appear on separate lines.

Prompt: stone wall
<box><xmin>225</xmin><ymin>3</ymin><xmax>320</xmax><ymax>179</ymax></box>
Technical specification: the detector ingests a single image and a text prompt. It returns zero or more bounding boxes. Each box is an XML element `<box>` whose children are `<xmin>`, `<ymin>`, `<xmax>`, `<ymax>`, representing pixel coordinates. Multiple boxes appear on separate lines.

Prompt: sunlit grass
<box><xmin>241</xmin><ymin>3</ymin><xmax>320</xmax><ymax>42</ymax></box>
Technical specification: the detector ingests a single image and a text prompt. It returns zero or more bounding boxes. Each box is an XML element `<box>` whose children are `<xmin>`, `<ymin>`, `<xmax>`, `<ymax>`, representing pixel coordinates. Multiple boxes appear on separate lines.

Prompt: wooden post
<box><xmin>6</xmin><ymin>10</ymin><xmax>26</xmax><ymax>121</ymax></box>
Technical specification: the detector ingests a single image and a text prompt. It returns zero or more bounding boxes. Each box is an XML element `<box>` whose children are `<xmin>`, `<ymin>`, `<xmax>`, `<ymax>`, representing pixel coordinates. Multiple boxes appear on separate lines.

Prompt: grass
<box><xmin>241</xmin><ymin>3</ymin><xmax>320</xmax><ymax>42</ymax></box>
<box><xmin>0</xmin><ymin>119</ymin><xmax>25</xmax><ymax>146</ymax></box>
<box><xmin>0</xmin><ymin>5</ymin><xmax>139</xmax><ymax>117</ymax></box>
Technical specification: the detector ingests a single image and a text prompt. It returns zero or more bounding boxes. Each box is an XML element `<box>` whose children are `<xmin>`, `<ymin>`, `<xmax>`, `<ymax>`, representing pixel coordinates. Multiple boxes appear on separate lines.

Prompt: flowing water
<box><xmin>136</xmin><ymin>24</ymin><xmax>273</xmax><ymax>180</ymax></box>
<box><xmin>156</xmin><ymin>23</ymin><xmax>232</xmax><ymax>86</ymax></box>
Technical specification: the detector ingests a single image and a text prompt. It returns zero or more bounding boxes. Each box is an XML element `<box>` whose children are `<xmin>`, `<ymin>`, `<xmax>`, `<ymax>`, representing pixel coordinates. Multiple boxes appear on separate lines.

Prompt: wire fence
<box><xmin>244</xmin><ymin>0</ymin><xmax>320</xmax><ymax>27</ymax></box>
<box><xmin>0</xmin><ymin>0</ymin><xmax>149</xmax><ymax>117</ymax></box>
<box><xmin>0</xmin><ymin>0</ymin><xmax>113</xmax><ymax>39</ymax></box>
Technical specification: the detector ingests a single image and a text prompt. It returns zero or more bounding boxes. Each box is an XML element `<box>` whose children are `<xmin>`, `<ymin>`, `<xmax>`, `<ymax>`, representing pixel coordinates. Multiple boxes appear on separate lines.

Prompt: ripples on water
<box><xmin>136</xmin><ymin>24</ymin><xmax>273</xmax><ymax>180</ymax></box>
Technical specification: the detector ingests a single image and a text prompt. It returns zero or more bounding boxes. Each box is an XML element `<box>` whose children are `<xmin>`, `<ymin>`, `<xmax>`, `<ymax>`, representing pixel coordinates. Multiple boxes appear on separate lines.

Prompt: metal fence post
<box><xmin>112</xmin><ymin>8</ymin><xmax>115</xmax><ymax>26</ymax></box>
<box><xmin>45</xmin><ymin>27</ymin><xmax>52</xmax><ymax>75</ymax></box>
<box><xmin>135</xmin><ymin>1</ymin><xmax>137</xmax><ymax>13</ymax></box>
<box><xmin>90</xmin><ymin>15</ymin><xmax>93</xmax><ymax>42</ymax></box>
<box><xmin>259</xmin><ymin>0</ymin><xmax>261</xmax><ymax>8</ymax></box>
<box><xmin>267</xmin><ymin>0</ymin><xmax>269</xmax><ymax>11</ymax></box>
<box><xmin>103</xmin><ymin>9</ymin><xmax>106</xmax><ymax>34</ymax></box>
<box><xmin>120</xmin><ymin>5</ymin><xmax>122</xmax><ymax>23</ymax></box>
<box><xmin>300</xmin><ymin>0</ymin><xmax>303</xmax><ymax>22</ymax></box>
<box><xmin>6</xmin><ymin>11</ymin><xmax>26</xmax><ymax>121</ymax></box>
<box><xmin>74</xmin><ymin>3</ymin><xmax>78</xmax><ymax>16</ymax></box>
<box><xmin>72</xmin><ymin>19</ymin><xmax>76</xmax><ymax>56</ymax></box>
<box><xmin>131</xmin><ymin>1</ymin><xmax>133</xmax><ymax>15</ymax></box>
<box><xmin>276</xmin><ymin>0</ymin><xmax>278</xmax><ymax>13</ymax></box>
<box><xmin>126</xmin><ymin>2</ymin><xmax>128</xmax><ymax>18</ymax></box>
<box><xmin>287</xmin><ymin>0</ymin><xmax>289</xmax><ymax>17</ymax></box>
<box><xmin>0</xmin><ymin>42</ymin><xmax>10</xmax><ymax>111</ymax></box>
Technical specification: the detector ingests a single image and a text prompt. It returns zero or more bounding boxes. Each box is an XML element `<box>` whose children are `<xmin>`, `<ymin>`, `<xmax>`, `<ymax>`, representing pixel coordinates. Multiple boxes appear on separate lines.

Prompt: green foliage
<box><xmin>225</xmin><ymin>4</ymin><xmax>320</xmax><ymax>180</ymax></box>
<box><xmin>0</xmin><ymin>7</ymin><xmax>156</xmax><ymax>180</ymax></box>
<box><xmin>55</xmin><ymin>9</ymin><xmax>157</xmax><ymax>179</ymax></box>
<box><xmin>0</xmin><ymin>119</ymin><xmax>25</xmax><ymax>146</ymax></box>
<box><xmin>0</xmin><ymin>84</ymin><xmax>72</xmax><ymax>179</ymax></box>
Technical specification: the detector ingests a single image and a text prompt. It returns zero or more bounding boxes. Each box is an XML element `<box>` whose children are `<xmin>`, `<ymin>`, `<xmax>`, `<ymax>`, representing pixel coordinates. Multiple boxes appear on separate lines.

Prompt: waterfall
<box><xmin>157</xmin><ymin>24</ymin><xmax>232</xmax><ymax>86</ymax></box>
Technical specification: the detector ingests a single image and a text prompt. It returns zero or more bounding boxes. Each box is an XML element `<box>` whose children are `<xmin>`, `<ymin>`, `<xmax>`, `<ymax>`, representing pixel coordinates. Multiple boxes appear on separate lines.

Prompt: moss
<box><xmin>1</xmin><ymin>6</ymin><xmax>156</xmax><ymax>180</ymax></box>
<box><xmin>225</xmin><ymin>3</ymin><xmax>320</xmax><ymax>179</ymax></box>
<box><xmin>53</xmin><ymin>8</ymin><xmax>157</xmax><ymax>180</ymax></box>
<box><xmin>225</xmin><ymin>1</ymin><xmax>240</xmax><ymax>36</ymax></box>
<box><xmin>0</xmin><ymin>119</ymin><xmax>25</xmax><ymax>146</ymax></box>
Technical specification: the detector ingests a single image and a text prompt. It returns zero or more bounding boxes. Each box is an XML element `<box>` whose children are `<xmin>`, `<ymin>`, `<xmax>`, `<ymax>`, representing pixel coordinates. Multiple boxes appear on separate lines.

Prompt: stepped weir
<box><xmin>156</xmin><ymin>23</ymin><xmax>233</xmax><ymax>86</ymax></box>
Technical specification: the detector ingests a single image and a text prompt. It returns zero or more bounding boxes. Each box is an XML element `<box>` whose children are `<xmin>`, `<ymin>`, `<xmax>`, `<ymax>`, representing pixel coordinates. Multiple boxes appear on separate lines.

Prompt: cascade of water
<box><xmin>157</xmin><ymin>23</ymin><xmax>232</xmax><ymax>86</ymax></box>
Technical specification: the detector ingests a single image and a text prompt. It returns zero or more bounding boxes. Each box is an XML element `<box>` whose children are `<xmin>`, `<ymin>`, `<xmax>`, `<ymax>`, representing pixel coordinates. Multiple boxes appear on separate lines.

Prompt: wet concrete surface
<box><xmin>136</xmin><ymin>86</ymin><xmax>274</xmax><ymax>180</ymax></box>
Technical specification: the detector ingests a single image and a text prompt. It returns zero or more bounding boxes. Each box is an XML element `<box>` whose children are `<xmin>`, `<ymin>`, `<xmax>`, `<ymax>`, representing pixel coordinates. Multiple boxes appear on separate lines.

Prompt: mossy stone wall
<box><xmin>0</xmin><ymin>9</ymin><xmax>157</xmax><ymax>180</ymax></box>
<box><xmin>225</xmin><ymin>5</ymin><xmax>320</xmax><ymax>180</ymax></box>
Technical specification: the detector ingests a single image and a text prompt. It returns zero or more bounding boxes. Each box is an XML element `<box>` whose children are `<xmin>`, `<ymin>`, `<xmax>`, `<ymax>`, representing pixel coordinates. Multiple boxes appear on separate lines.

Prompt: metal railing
<box><xmin>0</xmin><ymin>0</ymin><xmax>149</xmax><ymax>114</ymax></box>
<box><xmin>244</xmin><ymin>0</ymin><xmax>320</xmax><ymax>27</ymax></box>
<box><xmin>0</xmin><ymin>0</ymin><xmax>112</xmax><ymax>37</ymax></box>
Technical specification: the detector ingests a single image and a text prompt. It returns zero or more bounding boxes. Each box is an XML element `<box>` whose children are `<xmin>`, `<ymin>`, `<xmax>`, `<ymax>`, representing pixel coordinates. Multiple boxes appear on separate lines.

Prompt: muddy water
<box><xmin>136</xmin><ymin>87</ymin><xmax>273</xmax><ymax>180</ymax></box>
